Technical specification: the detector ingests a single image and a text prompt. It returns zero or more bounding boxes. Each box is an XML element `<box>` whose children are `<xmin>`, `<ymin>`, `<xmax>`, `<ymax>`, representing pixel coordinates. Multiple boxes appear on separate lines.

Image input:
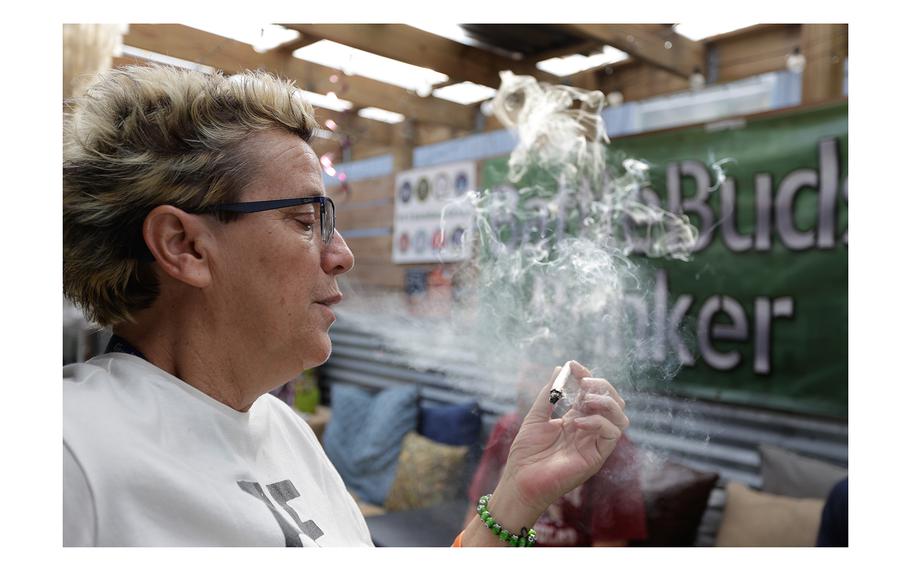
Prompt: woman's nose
<box><xmin>323</xmin><ymin>229</ymin><xmax>355</xmax><ymax>275</ymax></box>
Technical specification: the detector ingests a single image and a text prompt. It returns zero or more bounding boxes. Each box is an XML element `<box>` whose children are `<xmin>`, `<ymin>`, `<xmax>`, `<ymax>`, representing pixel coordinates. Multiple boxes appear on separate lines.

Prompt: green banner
<box><xmin>481</xmin><ymin>102</ymin><xmax>848</xmax><ymax>418</ymax></box>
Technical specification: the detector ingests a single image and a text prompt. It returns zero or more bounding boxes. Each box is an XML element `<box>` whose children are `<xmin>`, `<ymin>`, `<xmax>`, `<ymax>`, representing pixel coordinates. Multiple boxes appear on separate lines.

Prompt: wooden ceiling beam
<box><xmin>310</xmin><ymin>107</ymin><xmax>394</xmax><ymax>146</ymax></box>
<box><xmin>280</xmin><ymin>24</ymin><xmax>557</xmax><ymax>88</ymax></box>
<box><xmin>559</xmin><ymin>24</ymin><xmax>705</xmax><ymax>79</ymax></box>
<box><xmin>268</xmin><ymin>31</ymin><xmax>322</xmax><ymax>54</ymax></box>
<box><xmin>122</xmin><ymin>24</ymin><xmax>477</xmax><ymax>131</ymax></box>
<box><xmin>531</xmin><ymin>39</ymin><xmax>603</xmax><ymax>63</ymax></box>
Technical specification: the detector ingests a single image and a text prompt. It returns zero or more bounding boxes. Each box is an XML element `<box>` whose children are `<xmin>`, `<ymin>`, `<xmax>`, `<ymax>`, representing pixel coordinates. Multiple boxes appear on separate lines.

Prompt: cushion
<box><xmin>418</xmin><ymin>401</ymin><xmax>482</xmax><ymax>447</ymax></box>
<box><xmin>384</xmin><ymin>432</ymin><xmax>470</xmax><ymax>512</ymax></box>
<box><xmin>635</xmin><ymin>458</ymin><xmax>719</xmax><ymax>546</ymax></box>
<box><xmin>322</xmin><ymin>384</ymin><xmax>418</xmax><ymax>505</ymax></box>
<box><xmin>760</xmin><ymin>444</ymin><xmax>847</xmax><ymax>499</ymax></box>
<box><xmin>715</xmin><ymin>482</ymin><xmax>825</xmax><ymax>546</ymax></box>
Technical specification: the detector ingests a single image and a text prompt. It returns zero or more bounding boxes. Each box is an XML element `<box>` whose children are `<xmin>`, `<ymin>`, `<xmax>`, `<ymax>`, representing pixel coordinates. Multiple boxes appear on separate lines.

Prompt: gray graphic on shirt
<box><xmin>238</xmin><ymin>480</ymin><xmax>324</xmax><ymax>546</ymax></box>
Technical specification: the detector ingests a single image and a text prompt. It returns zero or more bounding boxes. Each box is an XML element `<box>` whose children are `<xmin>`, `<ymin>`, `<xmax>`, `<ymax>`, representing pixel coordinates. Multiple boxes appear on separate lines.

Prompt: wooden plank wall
<box><xmin>713</xmin><ymin>24</ymin><xmax>802</xmax><ymax>84</ymax></box>
<box><xmin>331</xmin><ymin>175</ymin><xmax>436</xmax><ymax>291</ymax></box>
<box><xmin>330</xmin><ymin>160</ymin><xmax>486</xmax><ymax>293</ymax></box>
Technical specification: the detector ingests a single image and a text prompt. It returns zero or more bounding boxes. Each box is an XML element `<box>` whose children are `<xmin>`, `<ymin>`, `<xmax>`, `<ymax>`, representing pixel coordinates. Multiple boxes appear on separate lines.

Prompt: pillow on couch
<box><xmin>634</xmin><ymin>458</ymin><xmax>719</xmax><ymax>547</ymax></box>
<box><xmin>715</xmin><ymin>482</ymin><xmax>824</xmax><ymax>546</ymax></box>
<box><xmin>384</xmin><ymin>432</ymin><xmax>469</xmax><ymax>512</ymax></box>
<box><xmin>322</xmin><ymin>384</ymin><xmax>418</xmax><ymax>505</ymax></box>
<box><xmin>418</xmin><ymin>401</ymin><xmax>481</xmax><ymax>447</ymax></box>
<box><xmin>760</xmin><ymin>444</ymin><xmax>847</xmax><ymax>499</ymax></box>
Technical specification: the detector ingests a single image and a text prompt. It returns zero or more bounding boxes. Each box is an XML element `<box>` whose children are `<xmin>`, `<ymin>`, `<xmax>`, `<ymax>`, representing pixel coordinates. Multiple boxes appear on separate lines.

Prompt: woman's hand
<box><xmin>495</xmin><ymin>362</ymin><xmax>629</xmax><ymax>518</ymax></box>
<box><xmin>459</xmin><ymin>361</ymin><xmax>629</xmax><ymax>546</ymax></box>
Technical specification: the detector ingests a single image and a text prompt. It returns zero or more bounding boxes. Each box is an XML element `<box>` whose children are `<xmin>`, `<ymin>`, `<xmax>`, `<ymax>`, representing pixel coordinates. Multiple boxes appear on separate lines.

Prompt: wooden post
<box><xmin>801</xmin><ymin>24</ymin><xmax>848</xmax><ymax>105</ymax></box>
<box><xmin>391</xmin><ymin>119</ymin><xmax>415</xmax><ymax>172</ymax></box>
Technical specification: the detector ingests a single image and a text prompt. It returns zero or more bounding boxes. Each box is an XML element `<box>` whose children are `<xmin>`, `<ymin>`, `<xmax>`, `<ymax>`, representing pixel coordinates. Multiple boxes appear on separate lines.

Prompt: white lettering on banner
<box><xmin>667</xmin><ymin>160</ymin><xmax>715</xmax><ymax>252</ymax></box>
<box><xmin>616</xmin><ymin>269</ymin><xmax>795</xmax><ymax>375</ymax></box>
<box><xmin>653</xmin><ymin>269</ymin><xmax>695</xmax><ymax>366</ymax></box>
<box><xmin>754</xmin><ymin>297</ymin><xmax>795</xmax><ymax>374</ymax></box>
<box><xmin>664</xmin><ymin>137</ymin><xmax>846</xmax><ymax>253</ymax></box>
<box><xmin>720</xmin><ymin>178</ymin><xmax>754</xmax><ymax>252</ymax></box>
<box><xmin>817</xmin><ymin>138</ymin><xmax>840</xmax><ymax>249</ymax></box>
<box><xmin>490</xmin><ymin>138</ymin><xmax>846</xmax><ymax>256</ymax></box>
<box><xmin>698</xmin><ymin>295</ymin><xmax>750</xmax><ymax>371</ymax></box>
<box><xmin>776</xmin><ymin>169</ymin><xmax>817</xmax><ymax>250</ymax></box>
<box><xmin>755</xmin><ymin>173</ymin><xmax>774</xmax><ymax>251</ymax></box>
<box><xmin>486</xmin><ymin>136</ymin><xmax>844</xmax><ymax>376</ymax></box>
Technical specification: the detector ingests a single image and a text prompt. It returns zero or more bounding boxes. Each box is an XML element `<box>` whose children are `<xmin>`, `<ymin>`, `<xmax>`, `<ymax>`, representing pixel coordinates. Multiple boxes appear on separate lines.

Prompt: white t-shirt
<box><xmin>63</xmin><ymin>353</ymin><xmax>373</xmax><ymax>547</ymax></box>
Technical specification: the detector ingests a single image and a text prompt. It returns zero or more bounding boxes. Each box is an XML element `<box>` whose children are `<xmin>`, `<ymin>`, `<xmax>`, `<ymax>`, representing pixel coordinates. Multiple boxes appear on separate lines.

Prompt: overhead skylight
<box><xmin>432</xmin><ymin>81</ymin><xmax>498</xmax><ymax>105</ymax></box>
<box><xmin>674</xmin><ymin>23</ymin><xmax>754</xmax><ymax>41</ymax></box>
<box><xmin>296</xmin><ymin>90</ymin><xmax>353</xmax><ymax>112</ymax></box>
<box><xmin>408</xmin><ymin>24</ymin><xmax>483</xmax><ymax>48</ymax></box>
<box><xmin>536</xmin><ymin>46</ymin><xmax>629</xmax><ymax>77</ymax></box>
<box><xmin>186</xmin><ymin>24</ymin><xmax>300</xmax><ymax>52</ymax></box>
<box><xmin>357</xmin><ymin>107</ymin><xmax>406</xmax><ymax>124</ymax></box>
<box><xmin>293</xmin><ymin>40</ymin><xmax>448</xmax><ymax>93</ymax></box>
<box><xmin>407</xmin><ymin>23</ymin><xmax>521</xmax><ymax>59</ymax></box>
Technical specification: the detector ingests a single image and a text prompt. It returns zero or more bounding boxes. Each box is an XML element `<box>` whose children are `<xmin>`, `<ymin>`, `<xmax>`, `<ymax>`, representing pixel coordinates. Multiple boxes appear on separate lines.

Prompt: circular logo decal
<box><xmin>433</xmin><ymin>172</ymin><xmax>450</xmax><ymax>200</ymax></box>
<box><xmin>450</xmin><ymin>226</ymin><xmax>466</xmax><ymax>247</ymax></box>
<box><xmin>416</xmin><ymin>177</ymin><xmax>430</xmax><ymax>202</ymax></box>
<box><xmin>398</xmin><ymin>232</ymin><xmax>410</xmax><ymax>253</ymax></box>
<box><xmin>454</xmin><ymin>172</ymin><xmax>469</xmax><ymax>196</ymax></box>
<box><xmin>432</xmin><ymin>229</ymin><xmax>445</xmax><ymax>250</ymax></box>
<box><xmin>414</xmin><ymin>229</ymin><xmax>428</xmax><ymax>253</ymax></box>
<box><xmin>399</xmin><ymin>181</ymin><xmax>412</xmax><ymax>204</ymax></box>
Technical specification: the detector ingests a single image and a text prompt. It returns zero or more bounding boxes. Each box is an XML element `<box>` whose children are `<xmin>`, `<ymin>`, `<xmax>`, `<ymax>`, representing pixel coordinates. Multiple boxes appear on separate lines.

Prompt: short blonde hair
<box><xmin>63</xmin><ymin>64</ymin><xmax>320</xmax><ymax>326</ymax></box>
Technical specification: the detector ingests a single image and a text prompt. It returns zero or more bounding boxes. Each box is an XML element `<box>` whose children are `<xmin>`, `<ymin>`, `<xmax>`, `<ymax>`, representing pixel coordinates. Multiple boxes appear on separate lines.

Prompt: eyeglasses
<box><xmin>190</xmin><ymin>196</ymin><xmax>336</xmax><ymax>245</ymax></box>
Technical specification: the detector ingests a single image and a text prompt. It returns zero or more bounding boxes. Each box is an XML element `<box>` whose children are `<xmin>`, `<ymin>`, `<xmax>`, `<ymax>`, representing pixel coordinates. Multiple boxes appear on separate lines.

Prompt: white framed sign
<box><xmin>392</xmin><ymin>161</ymin><xmax>475</xmax><ymax>264</ymax></box>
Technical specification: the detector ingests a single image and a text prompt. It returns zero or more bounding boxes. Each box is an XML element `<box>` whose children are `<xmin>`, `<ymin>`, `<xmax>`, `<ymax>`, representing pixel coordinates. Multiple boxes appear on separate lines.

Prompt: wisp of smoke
<box><xmin>338</xmin><ymin>72</ymin><xmax>704</xmax><ymax>473</ymax></box>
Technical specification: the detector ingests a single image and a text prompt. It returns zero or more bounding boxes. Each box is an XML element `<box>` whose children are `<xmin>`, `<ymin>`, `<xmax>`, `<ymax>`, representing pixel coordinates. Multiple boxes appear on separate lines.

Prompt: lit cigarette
<box><xmin>549</xmin><ymin>362</ymin><xmax>573</xmax><ymax>404</ymax></box>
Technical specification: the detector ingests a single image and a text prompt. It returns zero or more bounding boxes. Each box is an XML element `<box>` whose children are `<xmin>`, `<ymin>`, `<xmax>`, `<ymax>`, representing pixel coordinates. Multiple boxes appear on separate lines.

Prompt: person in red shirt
<box><xmin>466</xmin><ymin>363</ymin><xmax>648</xmax><ymax>546</ymax></box>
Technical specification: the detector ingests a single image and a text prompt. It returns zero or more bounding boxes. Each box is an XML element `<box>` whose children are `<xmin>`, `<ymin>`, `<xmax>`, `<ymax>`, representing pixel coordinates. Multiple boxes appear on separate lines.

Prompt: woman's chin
<box><xmin>311</xmin><ymin>336</ymin><xmax>333</xmax><ymax>366</ymax></box>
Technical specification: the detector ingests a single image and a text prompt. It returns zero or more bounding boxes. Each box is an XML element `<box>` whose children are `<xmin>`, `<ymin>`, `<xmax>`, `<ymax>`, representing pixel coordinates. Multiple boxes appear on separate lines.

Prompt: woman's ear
<box><xmin>142</xmin><ymin>205</ymin><xmax>214</xmax><ymax>288</ymax></box>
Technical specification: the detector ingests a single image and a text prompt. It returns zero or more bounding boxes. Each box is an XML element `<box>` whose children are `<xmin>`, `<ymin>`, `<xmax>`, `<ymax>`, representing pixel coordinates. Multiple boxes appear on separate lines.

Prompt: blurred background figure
<box><xmin>816</xmin><ymin>478</ymin><xmax>848</xmax><ymax>547</ymax></box>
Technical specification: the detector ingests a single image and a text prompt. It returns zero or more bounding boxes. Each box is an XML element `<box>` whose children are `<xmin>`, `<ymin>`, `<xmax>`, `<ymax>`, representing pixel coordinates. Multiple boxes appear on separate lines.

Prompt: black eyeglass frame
<box><xmin>189</xmin><ymin>196</ymin><xmax>336</xmax><ymax>245</ymax></box>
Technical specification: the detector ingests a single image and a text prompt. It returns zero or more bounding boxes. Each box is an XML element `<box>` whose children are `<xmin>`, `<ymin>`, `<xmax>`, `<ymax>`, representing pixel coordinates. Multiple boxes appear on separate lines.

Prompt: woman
<box><xmin>62</xmin><ymin>64</ymin><xmax>630</xmax><ymax>546</ymax></box>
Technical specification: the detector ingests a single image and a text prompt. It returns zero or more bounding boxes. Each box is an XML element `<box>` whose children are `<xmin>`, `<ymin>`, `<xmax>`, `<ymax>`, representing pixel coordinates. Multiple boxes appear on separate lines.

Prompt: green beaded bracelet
<box><xmin>475</xmin><ymin>494</ymin><xmax>537</xmax><ymax>547</ymax></box>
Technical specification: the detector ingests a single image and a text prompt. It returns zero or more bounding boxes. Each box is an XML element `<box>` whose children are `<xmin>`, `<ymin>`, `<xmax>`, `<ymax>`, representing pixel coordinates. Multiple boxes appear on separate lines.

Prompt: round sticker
<box><xmin>398</xmin><ymin>232</ymin><xmax>410</xmax><ymax>253</ymax></box>
<box><xmin>433</xmin><ymin>172</ymin><xmax>450</xmax><ymax>200</ymax></box>
<box><xmin>432</xmin><ymin>228</ymin><xmax>445</xmax><ymax>250</ymax></box>
<box><xmin>416</xmin><ymin>177</ymin><xmax>430</xmax><ymax>202</ymax></box>
<box><xmin>450</xmin><ymin>226</ymin><xmax>465</xmax><ymax>247</ymax></box>
<box><xmin>454</xmin><ymin>172</ymin><xmax>469</xmax><ymax>196</ymax></box>
<box><xmin>399</xmin><ymin>181</ymin><xmax>412</xmax><ymax>204</ymax></box>
<box><xmin>414</xmin><ymin>229</ymin><xmax>428</xmax><ymax>253</ymax></box>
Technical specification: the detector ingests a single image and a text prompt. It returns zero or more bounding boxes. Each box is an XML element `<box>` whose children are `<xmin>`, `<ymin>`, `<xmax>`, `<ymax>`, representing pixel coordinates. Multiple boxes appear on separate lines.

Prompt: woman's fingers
<box><xmin>527</xmin><ymin>361</ymin><xmax>595</xmax><ymax>421</ymax></box>
<box><xmin>573</xmin><ymin>414</ymin><xmax>623</xmax><ymax>440</ymax></box>
<box><xmin>578</xmin><ymin>377</ymin><xmax>625</xmax><ymax>409</ymax></box>
<box><xmin>525</xmin><ymin>365</ymin><xmax>564</xmax><ymax>421</ymax></box>
<box><xmin>567</xmin><ymin>360</ymin><xmax>592</xmax><ymax>379</ymax></box>
<box><xmin>526</xmin><ymin>362</ymin><xmax>627</xmax><ymax>425</ymax></box>
<box><xmin>578</xmin><ymin>393</ymin><xmax>630</xmax><ymax>430</ymax></box>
